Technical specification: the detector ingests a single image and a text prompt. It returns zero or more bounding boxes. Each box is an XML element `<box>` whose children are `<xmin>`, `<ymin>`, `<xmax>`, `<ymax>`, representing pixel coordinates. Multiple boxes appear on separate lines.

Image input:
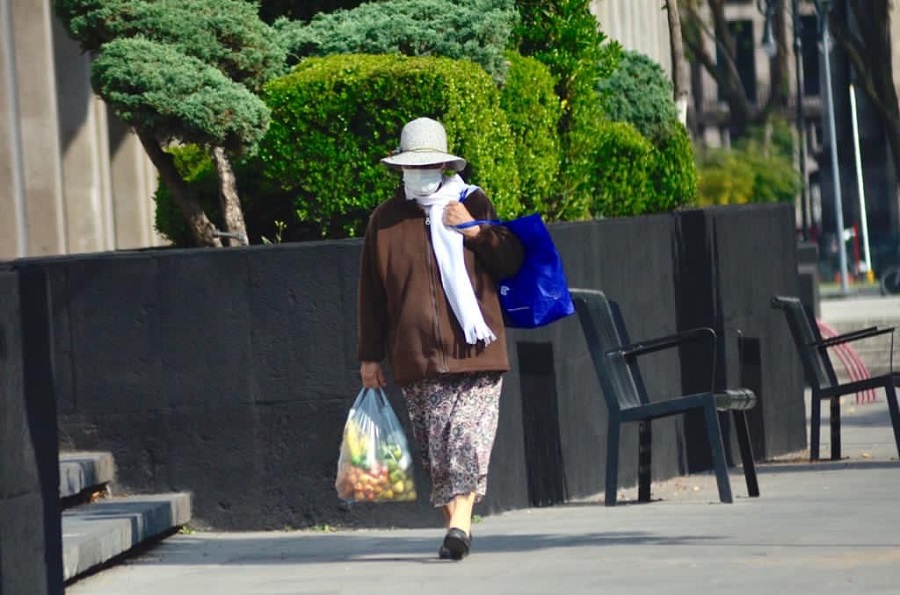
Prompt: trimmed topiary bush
<box><xmin>274</xmin><ymin>0</ymin><xmax>518</xmax><ymax>83</ymax></box>
<box><xmin>597</xmin><ymin>50</ymin><xmax>677</xmax><ymax>139</ymax></box>
<box><xmin>57</xmin><ymin>0</ymin><xmax>285</xmax><ymax>247</ymax></box>
<box><xmin>594</xmin><ymin>50</ymin><xmax>697</xmax><ymax>213</ymax></box>
<box><xmin>154</xmin><ymin>54</ymin><xmax>521</xmax><ymax>244</ymax></box>
<box><xmin>499</xmin><ymin>51</ymin><xmax>561</xmax><ymax>217</ymax></box>
<box><xmin>589</xmin><ymin>121</ymin><xmax>655</xmax><ymax>218</ymax></box>
<box><xmin>512</xmin><ymin>0</ymin><xmax>622</xmax><ymax>221</ymax></box>
<box><xmin>258</xmin><ymin>53</ymin><xmax>518</xmax><ymax>240</ymax></box>
<box><xmin>648</xmin><ymin>122</ymin><xmax>698</xmax><ymax>212</ymax></box>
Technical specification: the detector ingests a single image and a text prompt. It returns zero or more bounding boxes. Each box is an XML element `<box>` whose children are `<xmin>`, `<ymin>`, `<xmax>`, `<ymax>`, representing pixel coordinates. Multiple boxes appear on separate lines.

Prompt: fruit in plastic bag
<box><xmin>335</xmin><ymin>388</ymin><xmax>417</xmax><ymax>503</ymax></box>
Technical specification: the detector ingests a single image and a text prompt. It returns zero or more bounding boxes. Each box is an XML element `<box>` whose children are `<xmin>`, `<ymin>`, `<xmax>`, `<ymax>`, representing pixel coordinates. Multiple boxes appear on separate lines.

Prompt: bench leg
<box><xmin>810</xmin><ymin>393</ymin><xmax>822</xmax><ymax>461</ymax></box>
<box><xmin>638</xmin><ymin>420</ymin><xmax>652</xmax><ymax>503</ymax></box>
<box><xmin>703</xmin><ymin>401</ymin><xmax>733</xmax><ymax>504</ymax></box>
<box><xmin>605</xmin><ymin>421</ymin><xmax>620</xmax><ymax>506</ymax></box>
<box><xmin>830</xmin><ymin>396</ymin><xmax>841</xmax><ymax>460</ymax></box>
<box><xmin>885</xmin><ymin>381</ymin><xmax>900</xmax><ymax>459</ymax></box>
<box><xmin>731</xmin><ymin>410</ymin><xmax>759</xmax><ymax>497</ymax></box>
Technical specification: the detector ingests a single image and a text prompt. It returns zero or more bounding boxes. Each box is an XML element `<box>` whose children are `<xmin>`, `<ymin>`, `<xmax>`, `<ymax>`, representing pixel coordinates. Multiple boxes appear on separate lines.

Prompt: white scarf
<box><xmin>407</xmin><ymin>174</ymin><xmax>496</xmax><ymax>345</ymax></box>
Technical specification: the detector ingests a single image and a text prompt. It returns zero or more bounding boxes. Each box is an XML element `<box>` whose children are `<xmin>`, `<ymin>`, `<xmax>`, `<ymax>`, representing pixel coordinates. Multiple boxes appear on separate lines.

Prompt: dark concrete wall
<box><xmin>673</xmin><ymin>205</ymin><xmax>806</xmax><ymax>469</ymax></box>
<box><xmin>706</xmin><ymin>205</ymin><xmax>807</xmax><ymax>459</ymax></box>
<box><xmin>549</xmin><ymin>215</ymin><xmax>686</xmax><ymax>500</ymax></box>
<box><xmin>0</xmin><ymin>270</ymin><xmax>63</xmax><ymax>595</ymax></box>
<box><xmin>9</xmin><ymin>206</ymin><xmax>806</xmax><ymax>530</ymax></box>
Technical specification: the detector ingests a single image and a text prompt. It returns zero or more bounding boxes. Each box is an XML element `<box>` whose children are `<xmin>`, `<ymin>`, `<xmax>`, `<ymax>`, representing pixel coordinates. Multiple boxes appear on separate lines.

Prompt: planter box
<box><xmin>7</xmin><ymin>204</ymin><xmax>805</xmax><ymax>530</ymax></box>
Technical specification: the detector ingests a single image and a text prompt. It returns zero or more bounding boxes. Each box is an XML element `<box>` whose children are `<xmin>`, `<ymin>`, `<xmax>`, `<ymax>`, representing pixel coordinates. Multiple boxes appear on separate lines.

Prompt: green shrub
<box><xmin>92</xmin><ymin>37</ymin><xmax>271</xmax><ymax>152</ymax></box>
<box><xmin>499</xmin><ymin>51</ymin><xmax>561</xmax><ymax>216</ymax></box>
<box><xmin>589</xmin><ymin>121</ymin><xmax>654</xmax><ymax>218</ymax></box>
<box><xmin>695</xmin><ymin>121</ymin><xmax>800</xmax><ymax>207</ymax></box>
<box><xmin>513</xmin><ymin>0</ymin><xmax>622</xmax><ymax>220</ymax></box>
<box><xmin>554</xmin><ymin>90</ymin><xmax>606</xmax><ymax>220</ymax></box>
<box><xmin>597</xmin><ymin>50</ymin><xmax>677</xmax><ymax>139</ymax></box>
<box><xmin>695</xmin><ymin>150</ymin><xmax>755</xmax><ymax>206</ymax></box>
<box><xmin>593</xmin><ymin>50</ymin><xmax>696</xmax><ymax>213</ymax></box>
<box><xmin>256</xmin><ymin>53</ymin><xmax>519</xmax><ymax>239</ymax></box>
<box><xmin>153</xmin><ymin>145</ymin><xmax>217</xmax><ymax>246</ymax></box>
<box><xmin>274</xmin><ymin>0</ymin><xmax>518</xmax><ymax>83</ymax></box>
<box><xmin>57</xmin><ymin>0</ymin><xmax>286</xmax><ymax>91</ymax></box>
<box><xmin>648</xmin><ymin>123</ymin><xmax>698</xmax><ymax>212</ymax></box>
<box><xmin>153</xmin><ymin>54</ymin><xmax>520</xmax><ymax>244</ymax></box>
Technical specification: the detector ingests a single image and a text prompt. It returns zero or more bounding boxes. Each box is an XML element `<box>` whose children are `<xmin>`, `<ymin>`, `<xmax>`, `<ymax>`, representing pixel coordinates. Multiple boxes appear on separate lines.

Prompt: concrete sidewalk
<box><xmin>66</xmin><ymin>296</ymin><xmax>900</xmax><ymax>595</ymax></box>
<box><xmin>67</xmin><ymin>394</ymin><xmax>899</xmax><ymax>595</ymax></box>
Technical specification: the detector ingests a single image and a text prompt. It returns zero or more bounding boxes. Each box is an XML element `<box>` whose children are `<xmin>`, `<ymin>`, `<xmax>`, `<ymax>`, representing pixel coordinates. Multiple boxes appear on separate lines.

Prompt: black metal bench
<box><xmin>570</xmin><ymin>288</ymin><xmax>760</xmax><ymax>505</ymax></box>
<box><xmin>771</xmin><ymin>295</ymin><xmax>900</xmax><ymax>461</ymax></box>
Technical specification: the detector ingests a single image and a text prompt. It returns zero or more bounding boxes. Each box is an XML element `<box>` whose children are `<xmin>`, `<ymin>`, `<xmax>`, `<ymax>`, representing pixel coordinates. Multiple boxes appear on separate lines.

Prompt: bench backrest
<box><xmin>771</xmin><ymin>296</ymin><xmax>837</xmax><ymax>390</ymax></box>
<box><xmin>570</xmin><ymin>288</ymin><xmax>649</xmax><ymax>412</ymax></box>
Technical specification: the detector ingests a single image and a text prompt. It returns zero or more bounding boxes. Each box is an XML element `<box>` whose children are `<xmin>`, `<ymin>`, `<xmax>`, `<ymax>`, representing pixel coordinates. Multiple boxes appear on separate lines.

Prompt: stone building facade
<box><xmin>1</xmin><ymin>0</ymin><xmax>163</xmax><ymax>261</ymax></box>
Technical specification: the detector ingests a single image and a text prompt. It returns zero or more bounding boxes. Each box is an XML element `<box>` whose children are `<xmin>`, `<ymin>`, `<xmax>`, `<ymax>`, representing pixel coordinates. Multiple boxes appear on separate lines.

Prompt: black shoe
<box><xmin>439</xmin><ymin>528</ymin><xmax>471</xmax><ymax>560</ymax></box>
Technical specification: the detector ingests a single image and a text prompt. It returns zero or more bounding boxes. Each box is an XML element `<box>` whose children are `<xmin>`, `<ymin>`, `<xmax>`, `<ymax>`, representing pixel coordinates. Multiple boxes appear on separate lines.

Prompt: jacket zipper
<box><xmin>424</xmin><ymin>215</ymin><xmax>447</xmax><ymax>373</ymax></box>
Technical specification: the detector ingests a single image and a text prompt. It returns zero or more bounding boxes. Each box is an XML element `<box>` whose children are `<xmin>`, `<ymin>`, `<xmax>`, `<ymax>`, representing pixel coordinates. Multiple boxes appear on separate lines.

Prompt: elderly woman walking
<box><xmin>357</xmin><ymin>117</ymin><xmax>523</xmax><ymax>560</ymax></box>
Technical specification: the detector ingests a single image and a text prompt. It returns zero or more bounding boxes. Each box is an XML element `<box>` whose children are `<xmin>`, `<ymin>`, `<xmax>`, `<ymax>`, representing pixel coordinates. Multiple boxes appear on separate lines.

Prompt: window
<box><xmin>718</xmin><ymin>20</ymin><xmax>758</xmax><ymax>103</ymax></box>
<box><xmin>799</xmin><ymin>15</ymin><xmax>820</xmax><ymax>96</ymax></box>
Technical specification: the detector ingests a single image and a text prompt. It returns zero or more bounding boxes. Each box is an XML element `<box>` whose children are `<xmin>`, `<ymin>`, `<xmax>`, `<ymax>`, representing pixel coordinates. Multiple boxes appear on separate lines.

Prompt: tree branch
<box><xmin>828</xmin><ymin>13</ymin><xmax>895</xmax><ymax>119</ymax></box>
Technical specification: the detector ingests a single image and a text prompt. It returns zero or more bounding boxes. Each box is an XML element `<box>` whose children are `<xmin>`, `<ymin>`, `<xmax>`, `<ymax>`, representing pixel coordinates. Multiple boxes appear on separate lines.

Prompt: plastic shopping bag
<box><xmin>497</xmin><ymin>213</ymin><xmax>574</xmax><ymax>328</ymax></box>
<box><xmin>335</xmin><ymin>387</ymin><xmax>417</xmax><ymax>503</ymax></box>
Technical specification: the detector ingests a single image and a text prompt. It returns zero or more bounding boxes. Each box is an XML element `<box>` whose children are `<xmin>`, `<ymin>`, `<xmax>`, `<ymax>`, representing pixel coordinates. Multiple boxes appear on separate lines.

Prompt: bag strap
<box><xmin>455</xmin><ymin>219</ymin><xmax>499</xmax><ymax>230</ymax></box>
<box><xmin>455</xmin><ymin>187</ymin><xmax>501</xmax><ymax>230</ymax></box>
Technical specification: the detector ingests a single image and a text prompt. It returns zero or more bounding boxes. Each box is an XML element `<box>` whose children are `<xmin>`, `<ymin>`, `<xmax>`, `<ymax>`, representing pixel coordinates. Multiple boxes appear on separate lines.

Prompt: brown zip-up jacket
<box><xmin>357</xmin><ymin>187</ymin><xmax>524</xmax><ymax>386</ymax></box>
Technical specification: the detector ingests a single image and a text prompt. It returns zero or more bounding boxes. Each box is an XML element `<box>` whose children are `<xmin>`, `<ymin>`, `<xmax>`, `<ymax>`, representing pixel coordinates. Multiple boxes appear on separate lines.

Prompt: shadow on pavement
<box><xmin>757</xmin><ymin>459</ymin><xmax>900</xmax><ymax>474</ymax></box>
<box><xmin>122</xmin><ymin>529</ymin><xmax>723</xmax><ymax>567</ymax></box>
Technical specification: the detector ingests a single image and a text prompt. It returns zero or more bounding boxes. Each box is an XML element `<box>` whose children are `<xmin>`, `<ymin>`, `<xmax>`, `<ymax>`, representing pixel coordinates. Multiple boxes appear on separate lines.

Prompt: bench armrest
<box><xmin>616</xmin><ymin>327</ymin><xmax>716</xmax><ymax>360</ymax></box>
<box><xmin>814</xmin><ymin>326</ymin><xmax>894</xmax><ymax>349</ymax></box>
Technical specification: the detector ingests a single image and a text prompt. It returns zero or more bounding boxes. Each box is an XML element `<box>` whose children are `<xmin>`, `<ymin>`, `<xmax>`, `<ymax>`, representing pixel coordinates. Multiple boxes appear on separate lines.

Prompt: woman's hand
<box><xmin>360</xmin><ymin>361</ymin><xmax>386</xmax><ymax>388</ymax></box>
<box><xmin>443</xmin><ymin>201</ymin><xmax>480</xmax><ymax>238</ymax></box>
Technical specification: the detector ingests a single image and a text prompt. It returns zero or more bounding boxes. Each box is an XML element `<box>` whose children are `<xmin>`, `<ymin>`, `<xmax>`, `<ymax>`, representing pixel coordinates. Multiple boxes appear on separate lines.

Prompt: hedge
<box><xmin>156</xmin><ymin>53</ymin><xmax>520</xmax><ymax>244</ymax></box>
<box><xmin>588</xmin><ymin>120</ymin><xmax>654</xmax><ymax>218</ymax></box>
<box><xmin>499</xmin><ymin>51</ymin><xmax>561</xmax><ymax>217</ymax></box>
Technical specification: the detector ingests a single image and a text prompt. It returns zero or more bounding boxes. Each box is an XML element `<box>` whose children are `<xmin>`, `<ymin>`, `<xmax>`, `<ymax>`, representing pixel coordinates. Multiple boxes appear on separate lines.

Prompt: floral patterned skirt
<box><xmin>401</xmin><ymin>372</ymin><xmax>503</xmax><ymax>508</ymax></box>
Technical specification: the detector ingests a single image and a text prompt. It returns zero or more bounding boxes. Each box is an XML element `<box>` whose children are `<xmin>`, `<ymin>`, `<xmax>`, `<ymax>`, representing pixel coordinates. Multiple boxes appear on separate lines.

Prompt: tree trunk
<box><xmin>136</xmin><ymin>131</ymin><xmax>222</xmax><ymax>248</ymax></box>
<box><xmin>211</xmin><ymin>146</ymin><xmax>248</xmax><ymax>246</ymax></box>
<box><xmin>666</xmin><ymin>0</ymin><xmax>690</xmax><ymax>126</ymax></box>
<box><xmin>765</xmin><ymin>5</ymin><xmax>790</xmax><ymax>111</ymax></box>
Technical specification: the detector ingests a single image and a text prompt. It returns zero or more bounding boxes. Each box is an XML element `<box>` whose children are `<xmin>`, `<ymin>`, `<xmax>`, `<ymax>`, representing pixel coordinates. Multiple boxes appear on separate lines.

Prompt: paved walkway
<box><xmin>67</xmin><ymin>297</ymin><xmax>900</xmax><ymax>595</ymax></box>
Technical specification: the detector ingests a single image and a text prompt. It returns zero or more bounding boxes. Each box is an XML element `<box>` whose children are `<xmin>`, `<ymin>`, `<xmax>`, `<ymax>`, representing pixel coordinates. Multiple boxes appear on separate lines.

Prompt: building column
<box><xmin>0</xmin><ymin>0</ymin><xmax>28</xmax><ymax>260</ymax></box>
<box><xmin>108</xmin><ymin>114</ymin><xmax>163</xmax><ymax>250</ymax></box>
<box><xmin>52</xmin><ymin>18</ymin><xmax>115</xmax><ymax>254</ymax></box>
<box><xmin>6</xmin><ymin>0</ymin><xmax>66</xmax><ymax>257</ymax></box>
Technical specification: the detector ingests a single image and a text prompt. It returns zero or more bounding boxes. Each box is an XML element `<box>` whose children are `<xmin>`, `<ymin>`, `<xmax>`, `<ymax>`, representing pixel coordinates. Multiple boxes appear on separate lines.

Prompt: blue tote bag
<box><xmin>459</xmin><ymin>213</ymin><xmax>575</xmax><ymax>329</ymax></box>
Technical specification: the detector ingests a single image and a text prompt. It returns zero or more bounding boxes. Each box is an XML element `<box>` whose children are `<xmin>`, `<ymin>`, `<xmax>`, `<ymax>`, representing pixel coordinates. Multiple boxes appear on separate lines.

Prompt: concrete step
<box><xmin>62</xmin><ymin>492</ymin><xmax>192</xmax><ymax>582</ymax></box>
<box><xmin>59</xmin><ymin>451</ymin><xmax>115</xmax><ymax>500</ymax></box>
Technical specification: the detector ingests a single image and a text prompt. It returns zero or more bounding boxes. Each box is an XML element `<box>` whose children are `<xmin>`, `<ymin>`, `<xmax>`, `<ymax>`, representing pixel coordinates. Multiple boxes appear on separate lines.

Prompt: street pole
<box><xmin>849</xmin><ymin>83</ymin><xmax>874</xmax><ymax>282</ymax></box>
<box><xmin>818</xmin><ymin>1</ymin><xmax>850</xmax><ymax>292</ymax></box>
<box><xmin>791</xmin><ymin>0</ymin><xmax>810</xmax><ymax>241</ymax></box>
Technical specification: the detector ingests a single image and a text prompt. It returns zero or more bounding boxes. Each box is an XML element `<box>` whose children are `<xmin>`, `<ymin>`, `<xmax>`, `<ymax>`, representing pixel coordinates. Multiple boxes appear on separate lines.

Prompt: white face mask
<box><xmin>403</xmin><ymin>168</ymin><xmax>444</xmax><ymax>196</ymax></box>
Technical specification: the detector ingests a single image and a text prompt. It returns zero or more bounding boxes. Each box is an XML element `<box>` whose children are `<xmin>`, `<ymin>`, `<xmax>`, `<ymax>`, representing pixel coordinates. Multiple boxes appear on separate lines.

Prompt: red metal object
<box><xmin>816</xmin><ymin>319</ymin><xmax>877</xmax><ymax>404</ymax></box>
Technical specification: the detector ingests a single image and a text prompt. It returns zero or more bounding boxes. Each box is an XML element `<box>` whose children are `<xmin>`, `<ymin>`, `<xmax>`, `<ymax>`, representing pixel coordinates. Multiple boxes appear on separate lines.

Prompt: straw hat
<box><xmin>381</xmin><ymin>117</ymin><xmax>466</xmax><ymax>171</ymax></box>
